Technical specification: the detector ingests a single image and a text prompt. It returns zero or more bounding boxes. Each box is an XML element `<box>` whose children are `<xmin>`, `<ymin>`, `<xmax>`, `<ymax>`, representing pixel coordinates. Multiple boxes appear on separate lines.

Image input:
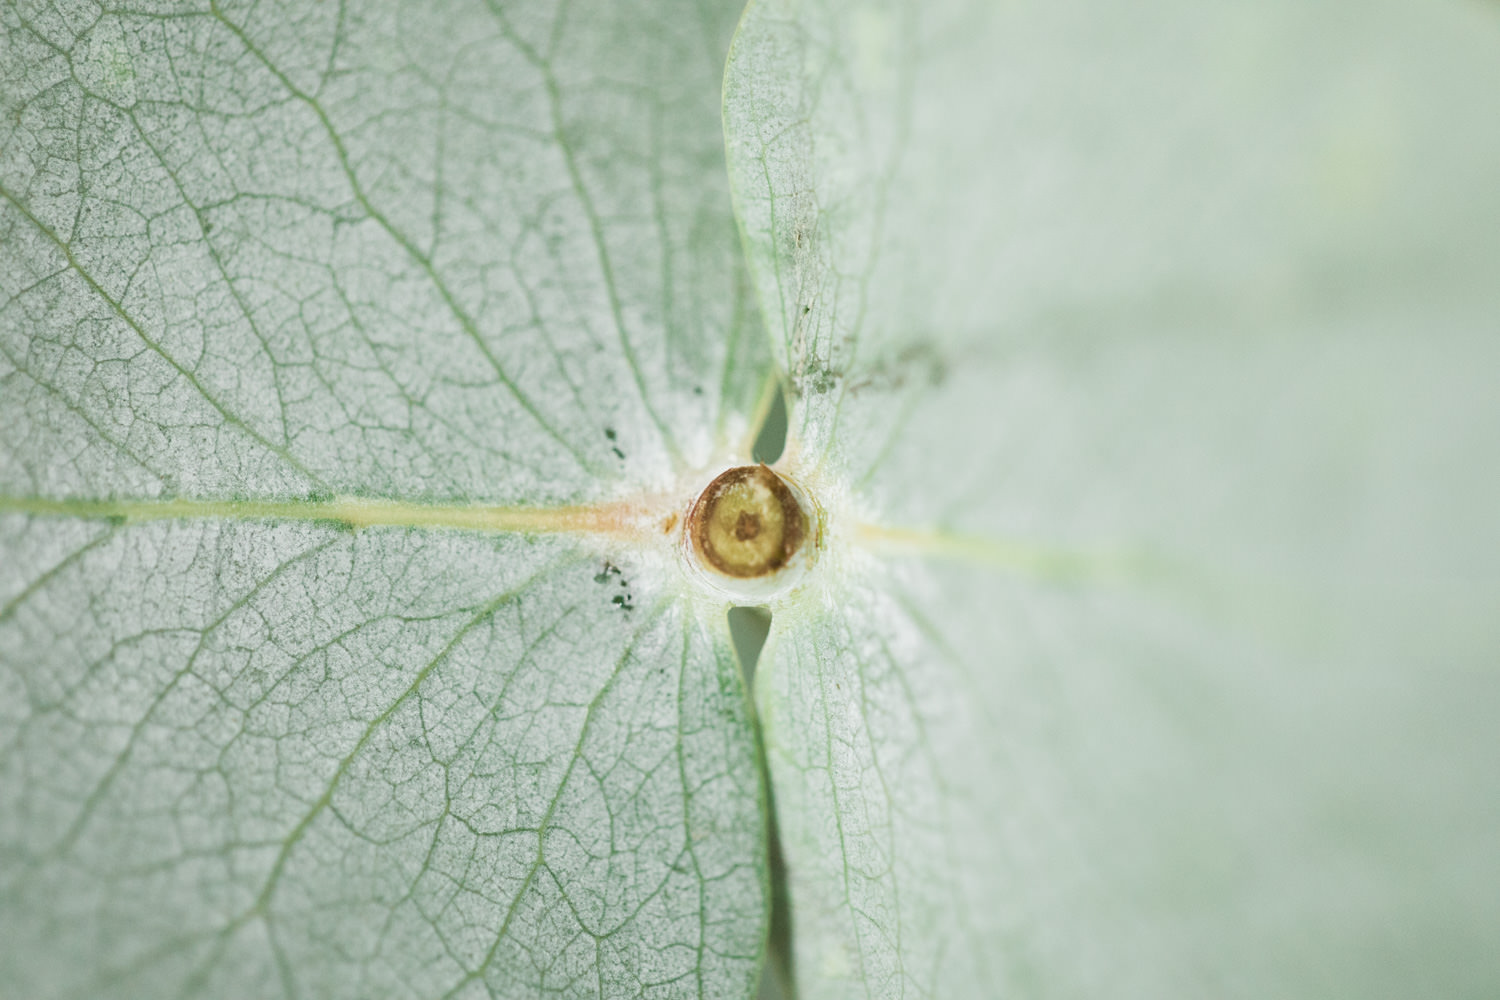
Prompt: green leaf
<box><xmin>725</xmin><ymin>0</ymin><xmax>1500</xmax><ymax>996</ymax></box>
<box><xmin>1</xmin><ymin>0</ymin><xmax>768</xmax><ymax>996</ymax></box>
<box><xmin>9</xmin><ymin>0</ymin><xmax>1500</xmax><ymax>997</ymax></box>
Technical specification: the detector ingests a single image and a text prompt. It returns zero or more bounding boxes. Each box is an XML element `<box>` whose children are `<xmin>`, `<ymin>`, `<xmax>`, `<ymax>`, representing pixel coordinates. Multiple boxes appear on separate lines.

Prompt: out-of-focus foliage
<box><xmin>726</xmin><ymin>0</ymin><xmax>1500</xmax><ymax>996</ymax></box>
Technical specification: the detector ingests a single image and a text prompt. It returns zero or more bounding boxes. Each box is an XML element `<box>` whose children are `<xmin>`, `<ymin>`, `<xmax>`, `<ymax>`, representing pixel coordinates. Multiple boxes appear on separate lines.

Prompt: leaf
<box><xmin>725</xmin><ymin>0</ymin><xmax>1500</xmax><ymax>996</ymax></box>
<box><xmin>1</xmin><ymin>0</ymin><xmax>769</xmax><ymax>996</ymax></box>
<box><xmin>10</xmin><ymin>0</ymin><xmax>1500</xmax><ymax>996</ymax></box>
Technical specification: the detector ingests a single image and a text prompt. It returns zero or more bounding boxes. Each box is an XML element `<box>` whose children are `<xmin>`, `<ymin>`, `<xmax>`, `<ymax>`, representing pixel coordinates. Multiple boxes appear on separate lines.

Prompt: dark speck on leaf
<box><xmin>604</xmin><ymin>427</ymin><xmax>616</xmax><ymax>440</ymax></box>
<box><xmin>596</xmin><ymin>562</ymin><xmax>632</xmax><ymax>608</ymax></box>
<box><xmin>843</xmin><ymin>342</ymin><xmax>948</xmax><ymax>396</ymax></box>
<box><xmin>808</xmin><ymin>367</ymin><xmax>837</xmax><ymax>394</ymax></box>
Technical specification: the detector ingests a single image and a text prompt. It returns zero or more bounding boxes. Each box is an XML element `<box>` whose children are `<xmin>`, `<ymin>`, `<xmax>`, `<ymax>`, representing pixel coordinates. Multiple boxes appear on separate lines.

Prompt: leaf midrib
<box><xmin>0</xmin><ymin>494</ymin><xmax>655</xmax><ymax>537</ymax></box>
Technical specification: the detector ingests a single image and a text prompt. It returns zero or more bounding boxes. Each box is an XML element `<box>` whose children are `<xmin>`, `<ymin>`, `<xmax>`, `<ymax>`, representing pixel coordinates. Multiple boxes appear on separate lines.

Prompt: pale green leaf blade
<box><xmin>726</xmin><ymin>0</ymin><xmax>1500</xmax><ymax>996</ymax></box>
<box><xmin>1</xmin><ymin>0</ymin><xmax>767</xmax><ymax>505</ymax></box>
<box><xmin>1</xmin><ymin>0</ymin><xmax>772</xmax><ymax>996</ymax></box>
<box><xmin>0</xmin><ymin>519</ymin><xmax>766</xmax><ymax>997</ymax></box>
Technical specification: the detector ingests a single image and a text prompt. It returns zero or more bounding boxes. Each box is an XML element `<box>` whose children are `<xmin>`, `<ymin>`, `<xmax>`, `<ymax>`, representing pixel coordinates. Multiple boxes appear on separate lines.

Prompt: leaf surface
<box><xmin>1</xmin><ymin>0</ymin><xmax>768</xmax><ymax>996</ymax></box>
<box><xmin>725</xmin><ymin>0</ymin><xmax>1500</xmax><ymax>996</ymax></box>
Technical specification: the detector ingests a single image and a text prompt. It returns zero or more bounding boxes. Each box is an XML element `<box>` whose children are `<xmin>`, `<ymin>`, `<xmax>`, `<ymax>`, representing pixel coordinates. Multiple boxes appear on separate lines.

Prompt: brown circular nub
<box><xmin>688</xmin><ymin>465</ymin><xmax>808</xmax><ymax>579</ymax></box>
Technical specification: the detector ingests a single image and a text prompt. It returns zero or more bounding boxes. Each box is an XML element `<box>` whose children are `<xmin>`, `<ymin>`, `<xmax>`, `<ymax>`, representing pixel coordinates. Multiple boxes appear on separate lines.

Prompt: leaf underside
<box><xmin>5</xmin><ymin>0</ymin><xmax>1500</xmax><ymax>998</ymax></box>
<box><xmin>2</xmin><ymin>0</ymin><xmax>769</xmax><ymax>997</ymax></box>
<box><xmin>726</xmin><ymin>0</ymin><xmax>1500</xmax><ymax>997</ymax></box>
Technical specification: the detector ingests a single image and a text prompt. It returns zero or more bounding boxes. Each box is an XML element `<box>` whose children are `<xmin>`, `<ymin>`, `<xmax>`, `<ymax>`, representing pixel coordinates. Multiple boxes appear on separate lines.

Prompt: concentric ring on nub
<box><xmin>687</xmin><ymin>465</ymin><xmax>808</xmax><ymax>579</ymax></box>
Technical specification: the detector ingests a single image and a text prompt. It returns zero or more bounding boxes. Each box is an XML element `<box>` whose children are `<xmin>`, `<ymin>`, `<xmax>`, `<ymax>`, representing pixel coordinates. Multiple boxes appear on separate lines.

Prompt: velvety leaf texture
<box><xmin>726</xmin><ymin>0</ymin><xmax>1500</xmax><ymax>997</ymax></box>
<box><xmin>1</xmin><ymin>0</ymin><xmax>768</xmax><ymax>997</ymax></box>
<box><xmin>6</xmin><ymin>0</ymin><xmax>1500</xmax><ymax>998</ymax></box>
